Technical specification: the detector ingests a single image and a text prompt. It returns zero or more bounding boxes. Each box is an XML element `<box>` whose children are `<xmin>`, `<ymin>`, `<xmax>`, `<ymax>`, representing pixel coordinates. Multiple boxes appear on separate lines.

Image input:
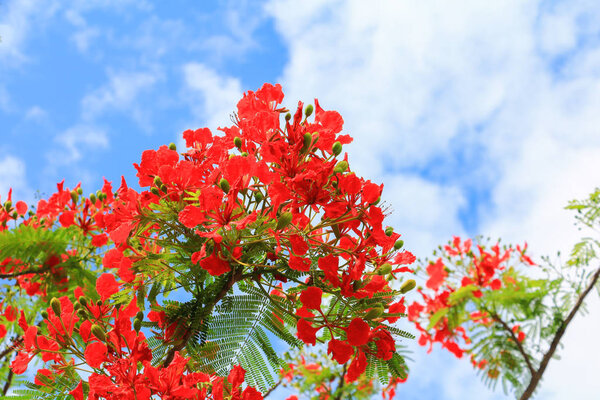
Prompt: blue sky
<box><xmin>2</xmin><ymin>0</ymin><xmax>600</xmax><ymax>399</ymax></box>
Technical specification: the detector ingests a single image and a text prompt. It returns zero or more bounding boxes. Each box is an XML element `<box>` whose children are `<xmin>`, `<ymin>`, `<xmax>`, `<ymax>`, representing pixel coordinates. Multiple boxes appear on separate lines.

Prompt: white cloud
<box><xmin>180</xmin><ymin>62</ymin><xmax>243</xmax><ymax>141</ymax></box>
<box><xmin>25</xmin><ymin>105</ymin><xmax>47</xmax><ymax>120</ymax></box>
<box><xmin>0</xmin><ymin>155</ymin><xmax>29</xmax><ymax>202</ymax></box>
<box><xmin>50</xmin><ymin>125</ymin><xmax>109</xmax><ymax>165</ymax></box>
<box><xmin>81</xmin><ymin>69</ymin><xmax>160</xmax><ymax>129</ymax></box>
<box><xmin>266</xmin><ymin>0</ymin><xmax>600</xmax><ymax>398</ymax></box>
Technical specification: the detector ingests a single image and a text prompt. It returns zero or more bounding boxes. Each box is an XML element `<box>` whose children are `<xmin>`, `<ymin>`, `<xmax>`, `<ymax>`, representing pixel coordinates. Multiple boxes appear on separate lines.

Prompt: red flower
<box><xmin>84</xmin><ymin>341</ymin><xmax>108</xmax><ymax>368</ymax></box>
<box><xmin>327</xmin><ymin>339</ymin><xmax>354</xmax><ymax>364</ymax></box>
<box><xmin>96</xmin><ymin>273</ymin><xmax>120</xmax><ymax>301</ymax></box>
<box><xmin>69</xmin><ymin>381</ymin><xmax>84</xmax><ymax>400</ymax></box>
<box><xmin>346</xmin><ymin>318</ymin><xmax>370</xmax><ymax>346</ymax></box>
<box><xmin>296</xmin><ymin>318</ymin><xmax>319</xmax><ymax>345</ymax></box>
<box><xmin>426</xmin><ymin>258</ymin><xmax>447</xmax><ymax>291</ymax></box>
<box><xmin>346</xmin><ymin>350</ymin><xmax>367</xmax><ymax>382</ymax></box>
<box><xmin>299</xmin><ymin>287</ymin><xmax>322</xmax><ymax>310</ymax></box>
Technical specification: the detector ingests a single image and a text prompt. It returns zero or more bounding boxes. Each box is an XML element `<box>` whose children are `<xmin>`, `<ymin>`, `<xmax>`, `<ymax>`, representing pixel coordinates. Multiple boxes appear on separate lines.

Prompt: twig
<box><xmin>487</xmin><ymin>310</ymin><xmax>536</xmax><ymax>376</ymax></box>
<box><xmin>520</xmin><ymin>266</ymin><xmax>600</xmax><ymax>400</ymax></box>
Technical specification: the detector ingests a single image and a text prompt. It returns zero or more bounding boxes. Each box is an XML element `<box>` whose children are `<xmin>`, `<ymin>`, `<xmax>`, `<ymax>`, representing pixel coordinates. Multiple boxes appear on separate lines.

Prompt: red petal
<box><xmin>96</xmin><ymin>273</ymin><xmax>120</xmax><ymax>301</ymax></box>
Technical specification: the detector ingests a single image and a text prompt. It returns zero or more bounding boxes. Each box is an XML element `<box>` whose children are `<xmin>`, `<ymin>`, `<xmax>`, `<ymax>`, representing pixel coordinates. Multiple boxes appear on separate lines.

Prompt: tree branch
<box><xmin>334</xmin><ymin>362</ymin><xmax>348</xmax><ymax>400</ymax></box>
<box><xmin>520</xmin><ymin>266</ymin><xmax>600</xmax><ymax>400</ymax></box>
<box><xmin>0</xmin><ymin>265</ymin><xmax>49</xmax><ymax>279</ymax></box>
<box><xmin>161</xmin><ymin>268</ymin><xmax>240</xmax><ymax>368</ymax></box>
<box><xmin>487</xmin><ymin>309</ymin><xmax>536</xmax><ymax>376</ymax></box>
<box><xmin>262</xmin><ymin>377</ymin><xmax>283</xmax><ymax>398</ymax></box>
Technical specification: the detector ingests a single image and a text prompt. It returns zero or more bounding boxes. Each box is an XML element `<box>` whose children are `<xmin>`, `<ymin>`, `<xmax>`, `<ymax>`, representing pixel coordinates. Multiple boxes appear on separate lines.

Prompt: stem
<box><xmin>0</xmin><ymin>265</ymin><xmax>50</xmax><ymax>279</ymax></box>
<box><xmin>334</xmin><ymin>362</ymin><xmax>348</xmax><ymax>400</ymax></box>
<box><xmin>262</xmin><ymin>378</ymin><xmax>283</xmax><ymax>398</ymax></box>
<box><xmin>161</xmin><ymin>268</ymin><xmax>240</xmax><ymax>368</ymax></box>
<box><xmin>519</xmin><ymin>266</ymin><xmax>600</xmax><ymax>400</ymax></box>
<box><xmin>2</xmin><ymin>369</ymin><xmax>13</xmax><ymax>396</ymax></box>
<box><xmin>487</xmin><ymin>310</ymin><xmax>536</xmax><ymax>376</ymax></box>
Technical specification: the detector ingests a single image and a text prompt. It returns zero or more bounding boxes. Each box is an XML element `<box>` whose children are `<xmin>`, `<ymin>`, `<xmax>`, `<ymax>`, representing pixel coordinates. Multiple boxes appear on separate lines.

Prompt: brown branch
<box><xmin>520</xmin><ymin>266</ymin><xmax>600</xmax><ymax>400</ymax></box>
<box><xmin>487</xmin><ymin>310</ymin><xmax>536</xmax><ymax>376</ymax></box>
<box><xmin>0</xmin><ymin>265</ymin><xmax>49</xmax><ymax>279</ymax></box>
<box><xmin>262</xmin><ymin>377</ymin><xmax>283</xmax><ymax>398</ymax></box>
<box><xmin>2</xmin><ymin>369</ymin><xmax>14</xmax><ymax>396</ymax></box>
<box><xmin>161</xmin><ymin>268</ymin><xmax>240</xmax><ymax>368</ymax></box>
<box><xmin>0</xmin><ymin>336</ymin><xmax>22</xmax><ymax>361</ymax></box>
<box><xmin>334</xmin><ymin>362</ymin><xmax>348</xmax><ymax>400</ymax></box>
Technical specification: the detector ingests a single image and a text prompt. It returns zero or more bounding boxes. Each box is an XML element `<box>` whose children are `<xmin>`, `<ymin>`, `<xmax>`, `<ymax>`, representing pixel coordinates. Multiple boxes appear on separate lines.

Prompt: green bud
<box><xmin>301</xmin><ymin>132</ymin><xmax>312</xmax><ymax>153</ymax></box>
<box><xmin>78</xmin><ymin>296</ymin><xmax>88</xmax><ymax>307</ymax></box>
<box><xmin>234</xmin><ymin>137</ymin><xmax>242</xmax><ymax>149</ymax></box>
<box><xmin>168</xmin><ymin>142</ymin><xmax>177</xmax><ymax>151</ymax></box>
<box><xmin>377</xmin><ymin>263</ymin><xmax>392</xmax><ymax>275</ymax></box>
<box><xmin>276</xmin><ymin>212</ymin><xmax>293</xmax><ymax>231</ymax></box>
<box><xmin>305</xmin><ymin>104</ymin><xmax>314</xmax><ymax>118</ymax></box>
<box><xmin>89</xmin><ymin>193</ymin><xmax>97</xmax><ymax>203</ymax></box>
<box><xmin>91</xmin><ymin>324</ymin><xmax>106</xmax><ymax>341</ymax></box>
<box><xmin>285</xmin><ymin>113</ymin><xmax>292</xmax><ymax>121</ymax></box>
<box><xmin>219</xmin><ymin>178</ymin><xmax>230</xmax><ymax>194</ymax></box>
<box><xmin>74</xmin><ymin>301</ymin><xmax>81</xmax><ymax>310</ymax></box>
<box><xmin>11</xmin><ymin>212</ymin><xmax>18</xmax><ymax>219</ymax></box>
<box><xmin>400</xmin><ymin>279</ymin><xmax>416</xmax><ymax>294</ymax></box>
<box><xmin>98</xmin><ymin>192</ymin><xmax>107</xmax><ymax>202</ymax></box>
<box><xmin>4</xmin><ymin>201</ymin><xmax>12</xmax><ymax>211</ymax></box>
<box><xmin>77</xmin><ymin>187</ymin><xmax>83</xmax><ymax>195</ymax></box>
<box><xmin>77</xmin><ymin>309</ymin><xmax>87</xmax><ymax>320</ymax></box>
<box><xmin>364</xmin><ymin>305</ymin><xmax>384</xmax><ymax>320</ymax></box>
<box><xmin>385</xmin><ymin>227</ymin><xmax>394</xmax><ymax>236</ymax></box>
<box><xmin>151</xmin><ymin>187</ymin><xmax>160</xmax><ymax>196</ymax></box>
<box><xmin>394</xmin><ymin>240</ymin><xmax>404</xmax><ymax>250</ymax></box>
<box><xmin>96</xmin><ymin>300</ymin><xmax>103</xmax><ymax>306</ymax></box>
<box><xmin>133</xmin><ymin>318</ymin><xmax>142</xmax><ymax>332</ymax></box>
<box><xmin>254</xmin><ymin>191</ymin><xmax>264</xmax><ymax>202</ymax></box>
<box><xmin>71</xmin><ymin>191</ymin><xmax>79</xmax><ymax>203</ymax></box>
<box><xmin>153</xmin><ymin>176</ymin><xmax>162</xmax><ymax>186</ymax></box>
<box><xmin>241</xmin><ymin>151</ymin><xmax>248</xmax><ymax>157</ymax></box>
<box><xmin>160</xmin><ymin>184</ymin><xmax>168</xmax><ymax>193</ymax></box>
<box><xmin>50</xmin><ymin>298</ymin><xmax>62</xmax><ymax>316</ymax></box>
<box><xmin>136</xmin><ymin>311</ymin><xmax>144</xmax><ymax>320</ymax></box>
<box><xmin>332</xmin><ymin>141</ymin><xmax>342</xmax><ymax>156</ymax></box>
<box><xmin>40</xmin><ymin>310</ymin><xmax>49</xmax><ymax>319</ymax></box>
<box><xmin>333</xmin><ymin>161</ymin><xmax>348</xmax><ymax>174</ymax></box>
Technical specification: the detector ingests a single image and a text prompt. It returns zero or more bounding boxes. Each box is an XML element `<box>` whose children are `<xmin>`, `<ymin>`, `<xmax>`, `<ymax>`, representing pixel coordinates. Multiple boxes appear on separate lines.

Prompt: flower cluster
<box><xmin>0</xmin><ymin>84</ymin><xmax>414</xmax><ymax>398</ymax></box>
<box><xmin>409</xmin><ymin>236</ymin><xmax>537</xmax><ymax>377</ymax></box>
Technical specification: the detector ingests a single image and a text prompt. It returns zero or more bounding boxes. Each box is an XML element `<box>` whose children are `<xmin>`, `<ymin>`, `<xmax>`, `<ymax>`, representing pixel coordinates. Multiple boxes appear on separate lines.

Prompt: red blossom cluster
<box><xmin>409</xmin><ymin>236</ymin><xmax>536</xmax><ymax>376</ymax></box>
<box><xmin>0</xmin><ymin>84</ymin><xmax>414</xmax><ymax>398</ymax></box>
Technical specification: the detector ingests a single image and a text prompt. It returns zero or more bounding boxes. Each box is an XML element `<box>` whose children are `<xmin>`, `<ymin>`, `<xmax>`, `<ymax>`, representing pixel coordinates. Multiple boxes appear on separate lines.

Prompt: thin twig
<box><xmin>487</xmin><ymin>310</ymin><xmax>536</xmax><ymax>376</ymax></box>
<box><xmin>520</xmin><ymin>266</ymin><xmax>600</xmax><ymax>400</ymax></box>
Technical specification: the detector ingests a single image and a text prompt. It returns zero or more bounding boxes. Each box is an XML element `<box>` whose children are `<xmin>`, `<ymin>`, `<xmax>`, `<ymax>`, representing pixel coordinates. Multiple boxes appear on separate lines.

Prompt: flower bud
<box><xmin>133</xmin><ymin>318</ymin><xmax>142</xmax><ymax>332</ymax></box>
<box><xmin>400</xmin><ymin>279</ymin><xmax>416</xmax><ymax>294</ymax></box>
<box><xmin>50</xmin><ymin>298</ymin><xmax>62</xmax><ymax>316</ymax></box>
<box><xmin>4</xmin><ymin>201</ymin><xmax>12</xmax><ymax>211</ymax></box>
<box><xmin>276</xmin><ymin>212</ymin><xmax>293</xmax><ymax>231</ymax></box>
<box><xmin>219</xmin><ymin>178</ymin><xmax>230</xmax><ymax>194</ymax></box>
<box><xmin>89</xmin><ymin>193</ymin><xmax>97</xmax><ymax>203</ymax></box>
<box><xmin>77</xmin><ymin>187</ymin><xmax>83</xmax><ymax>195</ymax></box>
<box><xmin>385</xmin><ymin>227</ymin><xmax>394</xmax><ymax>236</ymax></box>
<box><xmin>333</xmin><ymin>161</ymin><xmax>348</xmax><ymax>174</ymax></box>
<box><xmin>160</xmin><ymin>184</ymin><xmax>168</xmax><ymax>194</ymax></box>
<box><xmin>98</xmin><ymin>192</ymin><xmax>107</xmax><ymax>202</ymax></box>
<box><xmin>96</xmin><ymin>300</ymin><xmax>103</xmax><ymax>306</ymax></box>
<box><xmin>168</xmin><ymin>142</ymin><xmax>177</xmax><ymax>151</ymax></box>
<box><xmin>151</xmin><ymin>187</ymin><xmax>160</xmax><ymax>196</ymax></box>
<box><xmin>364</xmin><ymin>305</ymin><xmax>384</xmax><ymax>320</ymax></box>
<box><xmin>40</xmin><ymin>310</ymin><xmax>49</xmax><ymax>319</ymax></box>
<box><xmin>332</xmin><ymin>141</ymin><xmax>342</xmax><ymax>156</ymax></box>
<box><xmin>77</xmin><ymin>309</ymin><xmax>87</xmax><ymax>320</ymax></box>
<box><xmin>254</xmin><ymin>191</ymin><xmax>263</xmax><ymax>202</ymax></box>
<box><xmin>377</xmin><ymin>263</ymin><xmax>392</xmax><ymax>275</ymax></box>
<box><xmin>394</xmin><ymin>240</ymin><xmax>404</xmax><ymax>250</ymax></box>
<box><xmin>234</xmin><ymin>136</ymin><xmax>242</xmax><ymax>149</ymax></box>
<box><xmin>91</xmin><ymin>324</ymin><xmax>106</xmax><ymax>341</ymax></box>
<box><xmin>285</xmin><ymin>113</ymin><xmax>292</xmax><ymax>121</ymax></box>
<box><xmin>71</xmin><ymin>191</ymin><xmax>79</xmax><ymax>203</ymax></box>
<box><xmin>136</xmin><ymin>311</ymin><xmax>144</xmax><ymax>320</ymax></box>
<box><xmin>301</xmin><ymin>132</ymin><xmax>312</xmax><ymax>153</ymax></box>
<box><xmin>305</xmin><ymin>104</ymin><xmax>314</xmax><ymax>118</ymax></box>
<box><xmin>11</xmin><ymin>212</ymin><xmax>18</xmax><ymax>219</ymax></box>
<box><xmin>153</xmin><ymin>176</ymin><xmax>162</xmax><ymax>186</ymax></box>
<box><xmin>241</xmin><ymin>151</ymin><xmax>248</xmax><ymax>157</ymax></box>
<box><xmin>74</xmin><ymin>301</ymin><xmax>81</xmax><ymax>310</ymax></box>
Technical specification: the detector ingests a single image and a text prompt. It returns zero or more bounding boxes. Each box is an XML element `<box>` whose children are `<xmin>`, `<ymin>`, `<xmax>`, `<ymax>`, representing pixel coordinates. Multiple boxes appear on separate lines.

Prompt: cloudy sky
<box><xmin>1</xmin><ymin>0</ymin><xmax>600</xmax><ymax>398</ymax></box>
